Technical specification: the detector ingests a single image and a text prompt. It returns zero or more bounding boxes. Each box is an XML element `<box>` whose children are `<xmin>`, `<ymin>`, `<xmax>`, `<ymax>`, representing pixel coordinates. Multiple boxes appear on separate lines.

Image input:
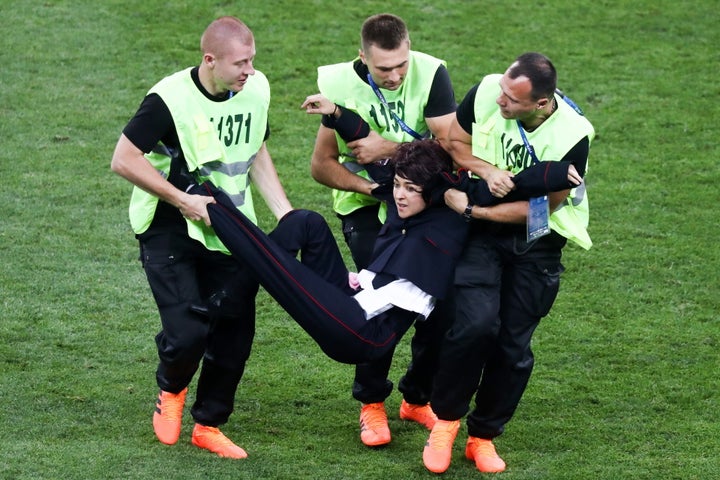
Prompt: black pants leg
<box><xmin>141</xmin><ymin>230</ymin><xmax>257</xmax><ymax>426</ymax></box>
<box><xmin>203</xmin><ymin>189</ymin><xmax>414</xmax><ymax>364</ymax></box>
<box><xmin>352</xmin><ymin>348</ymin><xmax>395</xmax><ymax>404</ymax></box>
<box><xmin>466</xmin><ymin>233</ymin><xmax>564</xmax><ymax>438</ymax></box>
<box><xmin>397</xmin><ymin>299</ymin><xmax>454</xmax><ymax>405</ymax></box>
<box><xmin>431</xmin><ymin>229</ymin><xmax>565</xmax><ymax>439</ymax></box>
<box><xmin>430</xmin><ymin>237</ymin><xmax>503</xmax><ymax>421</ymax></box>
<box><xmin>352</xmin><ymin>302</ymin><xmax>451</xmax><ymax>405</ymax></box>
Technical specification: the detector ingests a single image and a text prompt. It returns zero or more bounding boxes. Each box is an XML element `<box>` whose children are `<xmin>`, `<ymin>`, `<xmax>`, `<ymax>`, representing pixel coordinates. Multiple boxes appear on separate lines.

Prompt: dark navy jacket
<box><xmin>367</xmin><ymin>186</ymin><xmax>468</xmax><ymax>300</ymax></box>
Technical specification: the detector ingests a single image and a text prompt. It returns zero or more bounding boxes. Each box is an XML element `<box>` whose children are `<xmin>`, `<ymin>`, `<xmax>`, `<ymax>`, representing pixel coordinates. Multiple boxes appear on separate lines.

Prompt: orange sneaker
<box><xmin>152</xmin><ymin>388</ymin><xmax>187</xmax><ymax>445</ymax></box>
<box><xmin>191</xmin><ymin>424</ymin><xmax>248</xmax><ymax>459</ymax></box>
<box><xmin>399</xmin><ymin>400</ymin><xmax>437</xmax><ymax>430</ymax></box>
<box><xmin>359</xmin><ymin>402</ymin><xmax>391</xmax><ymax>447</ymax></box>
<box><xmin>422</xmin><ymin>419</ymin><xmax>460</xmax><ymax>473</ymax></box>
<box><xmin>465</xmin><ymin>436</ymin><xmax>506</xmax><ymax>473</ymax></box>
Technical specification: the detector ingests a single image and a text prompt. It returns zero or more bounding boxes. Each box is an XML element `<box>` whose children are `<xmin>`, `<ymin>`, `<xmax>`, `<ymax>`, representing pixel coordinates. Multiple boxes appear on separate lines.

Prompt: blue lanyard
<box><xmin>555</xmin><ymin>88</ymin><xmax>583</xmax><ymax>115</ymax></box>
<box><xmin>516</xmin><ymin>120</ymin><xmax>540</xmax><ymax>166</ymax></box>
<box><xmin>367</xmin><ymin>74</ymin><xmax>425</xmax><ymax>140</ymax></box>
<box><xmin>517</xmin><ymin>90</ymin><xmax>585</xmax><ymax>165</ymax></box>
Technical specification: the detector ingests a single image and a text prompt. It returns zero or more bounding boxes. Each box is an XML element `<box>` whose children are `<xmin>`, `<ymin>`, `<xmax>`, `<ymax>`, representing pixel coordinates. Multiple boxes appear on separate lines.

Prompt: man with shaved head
<box><xmin>112</xmin><ymin>16</ymin><xmax>292</xmax><ymax>459</ymax></box>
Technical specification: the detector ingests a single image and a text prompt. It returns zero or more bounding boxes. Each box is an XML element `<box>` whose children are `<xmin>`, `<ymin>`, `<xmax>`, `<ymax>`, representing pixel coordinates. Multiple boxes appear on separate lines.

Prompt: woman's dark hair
<box><xmin>391</xmin><ymin>139</ymin><xmax>453</xmax><ymax>203</ymax></box>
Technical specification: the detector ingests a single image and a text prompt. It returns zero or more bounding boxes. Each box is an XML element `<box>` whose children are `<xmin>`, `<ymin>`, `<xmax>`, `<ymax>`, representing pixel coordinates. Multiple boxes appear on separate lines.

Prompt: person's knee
<box><xmin>495</xmin><ymin>342</ymin><xmax>535</xmax><ymax>374</ymax></box>
<box><xmin>156</xmin><ymin>330</ymin><xmax>206</xmax><ymax>365</ymax></box>
<box><xmin>302</xmin><ymin>210</ymin><xmax>329</xmax><ymax>230</ymax></box>
<box><xmin>447</xmin><ymin>309</ymin><xmax>500</xmax><ymax>344</ymax></box>
<box><xmin>281</xmin><ymin>209</ymin><xmax>327</xmax><ymax>231</ymax></box>
<box><xmin>466</xmin><ymin>318</ymin><xmax>500</xmax><ymax>341</ymax></box>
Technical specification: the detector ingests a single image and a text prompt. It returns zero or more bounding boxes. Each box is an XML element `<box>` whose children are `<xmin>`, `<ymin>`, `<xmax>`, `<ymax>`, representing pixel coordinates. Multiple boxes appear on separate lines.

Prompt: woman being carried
<box><xmin>192</xmin><ymin>110</ymin><xmax>580</xmax><ymax>364</ymax></box>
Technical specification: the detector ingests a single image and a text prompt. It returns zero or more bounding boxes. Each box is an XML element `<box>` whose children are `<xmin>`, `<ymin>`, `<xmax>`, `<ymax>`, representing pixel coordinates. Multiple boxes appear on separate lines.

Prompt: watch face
<box><xmin>463</xmin><ymin>205</ymin><xmax>473</xmax><ymax>221</ymax></box>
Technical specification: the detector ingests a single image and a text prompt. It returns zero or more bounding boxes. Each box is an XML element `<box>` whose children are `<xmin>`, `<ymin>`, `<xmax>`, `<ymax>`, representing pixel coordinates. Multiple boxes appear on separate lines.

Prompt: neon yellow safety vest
<box><xmin>128</xmin><ymin>67</ymin><xmax>270</xmax><ymax>253</ymax></box>
<box><xmin>318</xmin><ymin>51</ymin><xmax>444</xmax><ymax>216</ymax></box>
<box><xmin>471</xmin><ymin>74</ymin><xmax>595</xmax><ymax>249</ymax></box>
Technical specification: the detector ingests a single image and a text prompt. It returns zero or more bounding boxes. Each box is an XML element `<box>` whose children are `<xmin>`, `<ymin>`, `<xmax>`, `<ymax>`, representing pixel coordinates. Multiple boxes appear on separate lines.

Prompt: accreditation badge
<box><xmin>527</xmin><ymin>195</ymin><xmax>550</xmax><ymax>242</ymax></box>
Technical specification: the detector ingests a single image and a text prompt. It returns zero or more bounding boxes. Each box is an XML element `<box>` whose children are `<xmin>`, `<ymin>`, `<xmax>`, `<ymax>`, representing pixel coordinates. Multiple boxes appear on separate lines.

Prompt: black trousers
<box><xmin>430</xmin><ymin>225</ymin><xmax>566</xmax><ymax>439</ymax></box>
<box><xmin>352</xmin><ymin>299</ymin><xmax>453</xmax><ymax>405</ymax></box>
<box><xmin>139</xmin><ymin>226</ymin><xmax>258</xmax><ymax>427</ymax></box>
<box><xmin>200</xmin><ymin>185</ymin><xmax>417</xmax><ymax>364</ymax></box>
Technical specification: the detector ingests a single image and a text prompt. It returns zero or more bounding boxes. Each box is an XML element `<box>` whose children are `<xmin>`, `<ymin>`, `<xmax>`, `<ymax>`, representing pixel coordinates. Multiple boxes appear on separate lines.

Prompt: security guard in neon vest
<box><xmin>423</xmin><ymin>52</ymin><xmax>595</xmax><ymax>474</ymax></box>
<box><xmin>307</xmin><ymin>13</ymin><xmax>457</xmax><ymax>449</ymax></box>
<box><xmin>111</xmin><ymin>16</ymin><xmax>292</xmax><ymax>459</ymax></box>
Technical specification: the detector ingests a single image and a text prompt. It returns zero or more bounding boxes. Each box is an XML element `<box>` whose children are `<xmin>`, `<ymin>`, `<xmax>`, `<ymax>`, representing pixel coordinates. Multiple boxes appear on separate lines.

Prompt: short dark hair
<box><xmin>392</xmin><ymin>140</ymin><xmax>453</xmax><ymax>203</ymax></box>
<box><xmin>508</xmin><ymin>52</ymin><xmax>557</xmax><ymax>100</ymax></box>
<box><xmin>361</xmin><ymin>13</ymin><xmax>409</xmax><ymax>52</ymax></box>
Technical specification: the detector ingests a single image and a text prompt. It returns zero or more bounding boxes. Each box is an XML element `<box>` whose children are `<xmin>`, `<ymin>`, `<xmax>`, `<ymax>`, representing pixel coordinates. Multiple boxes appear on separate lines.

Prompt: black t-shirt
<box><xmin>122</xmin><ymin>67</ymin><xmax>270</xmax><ymax>232</ymax></box>
<box><xmin>455</xmin><ymin>84</ymin><xmax>589</xmax><ymax>175</ymax></box>
<box><xmin>321</xmin><ymin>59</ymin><xmax>456</xmax><ymax>129</ymax></box>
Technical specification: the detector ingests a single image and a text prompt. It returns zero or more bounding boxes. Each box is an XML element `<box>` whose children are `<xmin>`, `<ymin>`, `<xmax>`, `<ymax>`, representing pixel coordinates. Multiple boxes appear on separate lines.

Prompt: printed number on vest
<box><xmin>369</xmin><ymin>101</ymin><xmax>405</xmax><ymax>133</ymax></box>
<box><xmin>500</xmin><ymin>131</ymin><xmax>534</xmax><ymax>171</ymax></box>
<box><xmin>212</xmin><ymin>113</ymin><xmax>253</xmax><ymax>147</ymax></box>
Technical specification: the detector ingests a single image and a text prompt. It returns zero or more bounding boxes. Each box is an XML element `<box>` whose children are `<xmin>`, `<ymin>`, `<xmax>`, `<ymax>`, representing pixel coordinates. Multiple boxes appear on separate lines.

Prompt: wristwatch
<box><xmin>463</xmin><ymin>204</ymin><xmax>474</xmax><ymax>222</ymax></box>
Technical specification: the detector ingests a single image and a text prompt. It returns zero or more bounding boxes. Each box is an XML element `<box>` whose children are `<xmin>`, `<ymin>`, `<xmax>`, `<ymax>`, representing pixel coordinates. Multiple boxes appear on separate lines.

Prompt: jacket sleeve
<box><xmin>510</xmin><ymin>161</ymin><xmax>575</xmax><ymax>196</ymax></box>
<box><xmin>322</xmin><ymin>105</ymin><xmax>370</xmax><ymax>142</ymax></box>
<box><xmin>441</xmin><ymin>161</ymin><xmax>576</xmax><ymax>206</ymax></box>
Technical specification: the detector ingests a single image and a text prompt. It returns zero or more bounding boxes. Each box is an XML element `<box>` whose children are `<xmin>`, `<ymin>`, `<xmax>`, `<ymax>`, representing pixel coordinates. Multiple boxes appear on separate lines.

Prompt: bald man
<box><xmin>111</xmin><ymin>16</ymin><xmax>292</xmax><ymax>459</ymax></box>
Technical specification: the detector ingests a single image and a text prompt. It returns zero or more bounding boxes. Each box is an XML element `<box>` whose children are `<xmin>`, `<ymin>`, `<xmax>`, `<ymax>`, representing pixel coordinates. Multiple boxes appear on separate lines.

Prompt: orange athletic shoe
<box><xmin>191</xmin><ymin>424</ymin><xmax>248</xmax><ymax>459</ymax></box>
<box><xmin>359</xmin><ymin>402</ymin><xmax>391</xmax><ymax>447</ymax></box>
<box><xmin>152</xmin><ymin>388</ymin><xmax>187</xmax><ymax>445</ymax></box>
<box><xmin>422</xmin><ymin>419</ymin><xmax>460</xmax><ymax>473</ymax></box>
<box><xmin>465</xmin><ymin>436</ymin><xmax>506</xmax><ymax>473</ymax></box>
<box><xmin>399</xmin><ymin>400</ymin><xmax>437</xmax><ymax>430</ymax></box>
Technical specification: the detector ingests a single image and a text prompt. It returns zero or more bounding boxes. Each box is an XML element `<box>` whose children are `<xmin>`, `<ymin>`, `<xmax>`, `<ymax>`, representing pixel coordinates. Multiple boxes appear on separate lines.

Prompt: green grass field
<box><xmin>1</xmin><ymin>1</ymin><xmax>718</xmax><ymax>479</ymax></box>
